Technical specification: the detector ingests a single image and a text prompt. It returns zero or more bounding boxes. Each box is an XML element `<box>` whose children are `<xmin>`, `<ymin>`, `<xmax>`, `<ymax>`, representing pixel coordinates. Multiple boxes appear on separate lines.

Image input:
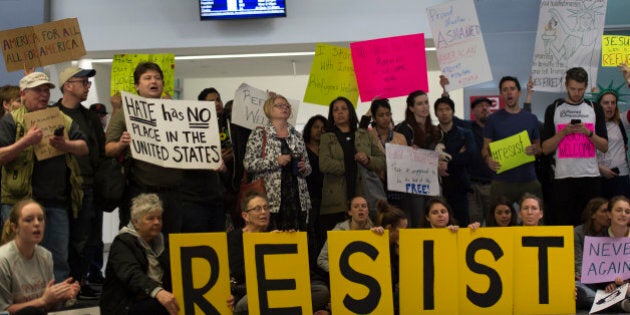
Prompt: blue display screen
<box><xmin>200</xmin><ymin>0</ymin><xmax>286</xmax><ymax>20</ymax></box>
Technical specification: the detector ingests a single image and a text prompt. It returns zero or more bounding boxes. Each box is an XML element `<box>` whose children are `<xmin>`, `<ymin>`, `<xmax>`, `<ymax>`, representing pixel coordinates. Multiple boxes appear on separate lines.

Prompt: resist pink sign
<box><xmin>557</xmin><ymin>123</ymin><xmax>595</xmax><ymax>159</ymax></box>
<box><xmin>350</xmin><ymin>33</ymin><xmax>428</xmax><ymax>102</ymax></box>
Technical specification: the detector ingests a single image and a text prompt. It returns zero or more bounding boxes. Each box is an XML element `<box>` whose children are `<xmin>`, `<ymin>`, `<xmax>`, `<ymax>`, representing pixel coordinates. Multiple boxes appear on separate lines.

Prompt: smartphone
<box><xmin>611</xmin><ymin>167</ymin><xmax>620</xmax><ymax>174</ymax></box>
<box><xmin>570</xmin><ymin>119</ymin><xmax>581</xmax><ymax>124</ymax></box>
<box><xmin>53</xmin><ymin>126</ymin><xmax>64</xmax><ymax>136</ymax></box>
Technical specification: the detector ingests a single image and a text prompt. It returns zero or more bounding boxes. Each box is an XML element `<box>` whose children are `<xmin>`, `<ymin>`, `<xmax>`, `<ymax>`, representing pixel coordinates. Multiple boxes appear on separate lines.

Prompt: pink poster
<box><xmin>580</xmin><ymin>236</ymin><xmax>630</xmax><ymax>284</ymax></box>
<box><xmin>350</xmin><ymin>33</ymin><xmax>428</xmax><ymax>102</ymax></box>
<box><xmin>557</xmin><ymin>123</ymin><xmax>595</xmax><ymax>159</ymax></box>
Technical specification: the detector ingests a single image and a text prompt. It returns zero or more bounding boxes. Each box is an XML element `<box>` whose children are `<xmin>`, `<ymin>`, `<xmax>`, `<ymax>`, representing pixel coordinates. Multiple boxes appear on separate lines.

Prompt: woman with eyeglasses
<box><xmin>244</xmin><ymin>94</ymin><xmax>312</xmax><ymax>231</ymax></box>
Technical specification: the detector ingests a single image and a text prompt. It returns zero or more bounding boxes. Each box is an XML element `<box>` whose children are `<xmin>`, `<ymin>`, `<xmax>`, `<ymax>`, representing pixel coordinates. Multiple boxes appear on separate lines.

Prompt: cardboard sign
<box><xmin>303</xmin><ymin>43</ymin><xmax>359</xmax><ymax>106</ymax></box>
<box><xmin>580</xmin><ymin>236</ymin><xmax>630</xmax><ymax>284</ymax></box>
<box><xmin>24</xmin><ymin>107</ymin><xmax>65</xmax><ymax>160</ymax></box>
<box><xmin>0</xmin><ymin>18</ymin><xmax>86</xmax><ymax>72</ymax></box>
<box><xmin>488</xmin><ymin>130</ymin><xmax>535</xmax><ymax>174</ymax></box>
<box><xmin>327</xmin><ymin>230</ymin><xmax>393</xmax><ymax>315</ymax></box>
<box><xmin>556</xmin><ymin>123</ymin><xmax>595</xmax><ymax>159</ymax></box>
<box><xmin>427</xmin><ymin>0</ymin><xmax>493</xmax><ymax>91</ymax></box>
<box><xmin>110</xmin><ymin>54</ymin><xmax>175</xmax><ymax>97</ymax></box>
<box><xmin>602</xmin><ymin>35</ymin><xmax>630</xmax><ymax>67</ymax></box>
<box><xmin>169</xmin><ymin>233</ymin><xmax>232</xmax><ymax>315</ymax></box>
<box><xmin>231</xmin><ymin>83</ymin><xmax>300</xmax><ymax>130</ymax></box>
<box><xmin>121</xmin><ymin>91</ymin><xmax>221</xmax><ymax>169</ymax></box>
<box><xmin>242</xmin><ymin>232</ymin><xmax>312</xmax><ymax>315</ymax></box>
<box><xmin>350</xmin><ymin>33</ymin><xmax>428</xmax><ymax>102</ymax></box>
<box><xmin>531</xmin><ymin>0</ymin><xmax>607</xmax><ymax>92</ymax></box>
<box><xmin>385</xmin><ymin>143</ymin><xmax>440</xmax><ymax>196</ymax></box>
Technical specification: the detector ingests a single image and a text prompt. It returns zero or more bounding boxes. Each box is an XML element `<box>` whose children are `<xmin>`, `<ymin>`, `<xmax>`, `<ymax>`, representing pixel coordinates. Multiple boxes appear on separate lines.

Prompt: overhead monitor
<box><xmin>200</xmin><ymin>0</ymin><xmax>286</xmax><ymax>20</ymax></box>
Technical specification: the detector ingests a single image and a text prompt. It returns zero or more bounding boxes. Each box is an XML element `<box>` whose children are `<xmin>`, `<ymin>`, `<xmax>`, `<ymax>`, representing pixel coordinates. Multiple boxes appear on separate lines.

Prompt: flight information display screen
<box><xmin>200</xmin><ymin>0</ymin><xmax>286</xmax><ymax>20</ymax></box>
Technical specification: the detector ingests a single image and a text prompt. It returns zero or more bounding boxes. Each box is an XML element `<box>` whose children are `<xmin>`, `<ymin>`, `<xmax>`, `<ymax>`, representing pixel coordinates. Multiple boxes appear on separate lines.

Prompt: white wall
<box><xmin>50</xmin><ymin>0</ymin><xmax>444</xmax><ymax>54</ymax></box>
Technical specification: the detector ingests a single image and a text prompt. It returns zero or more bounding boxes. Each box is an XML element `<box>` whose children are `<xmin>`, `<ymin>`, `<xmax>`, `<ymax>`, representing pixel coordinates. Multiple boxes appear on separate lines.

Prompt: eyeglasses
<box><xmin>67</xmin><ymin>80</ymin><xmax>92</xmax><ymax>87</ymax></box>
<box><xmin>246</xmin><ymin>204</ymin><xmax>270</xmax><ymax>213</ymax></box>
<box><xmin>273</xmin><ymin>103</ymin><xmax>291</xmax><ymax>109</ymax></box>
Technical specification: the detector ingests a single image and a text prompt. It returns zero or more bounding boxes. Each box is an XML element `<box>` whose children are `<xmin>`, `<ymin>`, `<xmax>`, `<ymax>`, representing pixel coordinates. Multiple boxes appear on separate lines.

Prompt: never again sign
<box><xmin>121</xmin><ymin>91</ymin><xmax>222</xmax><ymax>169</ymax></box>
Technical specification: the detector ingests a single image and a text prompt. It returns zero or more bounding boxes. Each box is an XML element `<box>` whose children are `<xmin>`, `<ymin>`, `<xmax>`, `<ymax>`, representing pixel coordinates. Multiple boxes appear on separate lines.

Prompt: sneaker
<box><xmin>87</xmin><ymin>273</ymin><xmax>105</xmax><ymax>286</ymax></box>
<box><xmin>78</xmin><ymin>285</ymin><xmax>101</xmax><ymax>300</ymax></box>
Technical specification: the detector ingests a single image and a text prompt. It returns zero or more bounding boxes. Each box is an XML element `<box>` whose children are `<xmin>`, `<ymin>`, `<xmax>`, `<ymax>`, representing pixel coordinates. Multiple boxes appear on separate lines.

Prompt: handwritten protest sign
<box><xmin>24</xmin><ymin>107</ymin><xmax>65</xmax><ymax>160</ymax></box>
<box><xmin>0</xmin><ymin>18</ymin><xmax>86</xmax><ymax>72</ymax></box>
<box><xmin>602</xmin><ymin>35</ymin><xmax>630</xmax><ymax>67</ymax></box>
<box><xmin>350</xmin><ymin>34</ymin><xmax>428</xmax><ymax>102</ymax></box>
<box><xmin>488</xmin><ymin>130</ymin><xmax>535</xmax><ymax>174</ymax></box>
<box><xmin>386</xmin><ymin>143</ymin><xmax>440</xmax><ymax>196</ymax></box>
<box><xmin>121</xmin><ymin>91</ymin><xmax>221</xmax><ymax>169</ymax></box>
<box><xmin>590</xmin><ymin>283</ymin><xmax>629</xmax><ymax>314</ymax></box>
<box><xmin>580</xmin><ymin>236</ymin><xmax>630</xmax><ymax>284</ymax></box>
<box><xmin>426</xmin><ymin>1</ymin><xmax>492</xmax><ymax>91</ymax></box>
<box><xmin>231</xmin><ymin>83</ymin><xmax>300</xmax><ymax>130</ymax></box>
<box><xmin>531</xmin><ymin>0</ymin><xmax>607</xmax><ymax>92</ymax></box>
<box><xmin>110</xmin><ymin>54</ymin><xmax>175</xmax><ymax>97</ymax></box>
<box><xmin>557</xmin><ymin>123</ymin><xmax>595</xmax><ymax>159</ymax></box>
<box><xmin>303</xmin><ymin>43</ymin><xmax>359</xmax><ymax>106</ymax></box>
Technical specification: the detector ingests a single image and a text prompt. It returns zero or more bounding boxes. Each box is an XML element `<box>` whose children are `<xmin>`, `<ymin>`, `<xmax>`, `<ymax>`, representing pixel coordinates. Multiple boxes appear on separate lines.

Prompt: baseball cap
<box><xmin>59</xmin><ymin>66</ymin><xmax>96</xmax><ymax>86</ymax></box>
<box><xmin>19</xmin><ymin>72</ymin><xmax>56</xmax><ymax>91</ymax></box>
<box><xmin>471</xmin><ymin>97</ymin><xmax>492</xmax><ymax>109</ymax></box>
<box><xmin>89</xmin><ymin>103</ymin><xmax>108</xmax><ymax>115</ymax></box>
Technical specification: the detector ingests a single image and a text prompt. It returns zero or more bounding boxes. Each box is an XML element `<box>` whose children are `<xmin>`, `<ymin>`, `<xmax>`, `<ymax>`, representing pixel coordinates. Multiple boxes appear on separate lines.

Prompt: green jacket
<box><xmin>1</xmin><ymin>106</ymin><xmax>84</xmax><ymax>217</ymax></box>
<box><xmin>319</xmin><ymin>129</ymin><xmax>385</xmax><ymax>215</ymax></box>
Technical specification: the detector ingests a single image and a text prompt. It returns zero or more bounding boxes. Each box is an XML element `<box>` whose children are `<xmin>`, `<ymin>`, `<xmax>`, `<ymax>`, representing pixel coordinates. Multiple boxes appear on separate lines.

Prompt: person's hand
<box><xmin>599</xmin><ymin>165</ymin><xmax>617</xmax><ymax>179</ymax></box>
<box><xmin>41</xmin><ymin>278</ymin><xmax>77</xmax><ymax>307</ymax></box>
<box><xmin>118</xmin><ymin>131</ymin><xmax>131</xmax><ymax>150</ymax></box>
<box><xmin>561</xmin><ymin>123</ymin><xmax>590</xmax><ymax>137</ymax></box>
<box><xmin>23</xmin><ymin>67</ymin><xmax>35</xmax><ymax>75</ymax></box>
<box><xmin>447</xmin><ymin>225</ymin><xmax>459</xmax><ymax>233</ymax></box>
<box><xmin>156</xmin><ymin>289</ymin><xmax>179</xmax><ymax>315</ymax></box>
<box><xmin>439</xmin><ymin>74</ymin><xmax>450</xmax><ymax>95</ymax></box>
<box><xmin>49</xmin><ymin>135</ymin><xmax>68</xmax><ymax>151</ymax></box>
<box><xmin>355</xmin><ymin>152</ymin><xmax>369</xmax><ymax>166</ymax></box>
<box><xmin>467</xmin><ymin>222</ymin><xmax>481</xmax><ymax>231</ymax></box>
<box><xmin>370</xmin><ymin>226</ymin><xmax>385</xmax><ymax>235</ymax></box>
<box><xmin>162</xmin><ymin>92</ymin><xmax>172</xmax><ymax>100</ymax></box>
<box><xmin>620</xmin><ymin>63</ymin><xmax>630</xmax><ymax>85</ymax></box>
<box><xmin>110</xmin><ymin>92</ymin><xmax>122</xmax><ymax>111</ymax></box>
<box><xmin>23</xmin><ymin>124</ymin><xmax>43</xmax><ymax>146</ymax></box>
<box><xmin>277</xmin><ymin>154</ymin><xmax>291</xmax><ymax>166</ymax></box>
<box><xmin>227</xmin><ymin>295</ymin><xmax>235</xmax><ymax>310</ymax></box>
<box><xmin>524</xmin><ymin>144</ymin><xmax>539</xmax><ymax>156</ymax></box>
<box><xmin>297</xmin><ymin>159</ymin><xmax>306</xmax><ymax>173</ymax></box>
<box><xmin>438</xmin><ymin>160</ymin><xmax>449</xmax><ymax>177</ymax></box>
<box><xmin>221</xmin><ymin>147</ymin><xmax>234</xmax><ymax>162</ymax></box>
<box><xmin>605</xmin><ymin>282</ymin><xmax>618</xmax><ymax>293</ymax></box>
<box><xmin>486</xmin><ymin>156</ymin><xmax>501</xmax><ymax>173</ymax></box>
<box><xmin>217</xmin><ymin>161</ymin><xmax>227</xmax><ymax>173</ymax></box>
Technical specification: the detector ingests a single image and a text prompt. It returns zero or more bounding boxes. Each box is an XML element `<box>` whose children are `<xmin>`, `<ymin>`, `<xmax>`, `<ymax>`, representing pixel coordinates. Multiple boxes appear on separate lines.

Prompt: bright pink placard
<box><xmin>350</xmin><ymin>33</ymin><xmax>428</xmax><ymax>102</ymax></box>
<box><xmin>557</xmin><ymin>123</ymin><xmax>595</xmax><ymax>159</ymax></box>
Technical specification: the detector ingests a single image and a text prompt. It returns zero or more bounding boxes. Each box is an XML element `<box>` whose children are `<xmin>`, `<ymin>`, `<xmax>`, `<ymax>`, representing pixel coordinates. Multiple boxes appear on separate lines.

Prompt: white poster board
<box><xmin>231</xmin><ymin>83</ymin><xmax>300</xmax><ymax>130</ymax></box>
<box><xmin>121</xmin><ymin>91</ymin><xmax>221</xmax><ymax>170</ymax></box>
<box><xmin>386</xmin><ymin>143</ymin><xmax>440</xmax><ymax>196</ymax></box>
<box><xmin>426</xmin><ymin>0</ymin><xmax>492</xmax><ymax>91</ymax></box>
<box><xmin>531</xmin><ymin>0</ymin><xmax>607</xmax><ymax>92</ymax></box>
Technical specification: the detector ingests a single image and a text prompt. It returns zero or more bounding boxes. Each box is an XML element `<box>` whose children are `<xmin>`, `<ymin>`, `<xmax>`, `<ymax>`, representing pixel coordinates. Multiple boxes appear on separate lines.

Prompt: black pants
<box><xmin>552</xmin><ymin>177</ymin><xmax>601</xmax><ymax>226</ymax></box>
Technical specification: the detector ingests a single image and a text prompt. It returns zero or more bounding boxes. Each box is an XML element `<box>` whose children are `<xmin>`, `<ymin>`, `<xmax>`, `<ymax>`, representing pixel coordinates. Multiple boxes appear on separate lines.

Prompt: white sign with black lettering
<box><xmin>386</xmin><ymin>143</ymin><xmax>440</xmax><ymax>196</ymax></box>
<box><xmin>121</xmin><ymin>91</ymin><xmax>221</xmax><ymax>169</ymax></box>
<box><xmin>231</xmin><ymin>82</ymin><xmax>300</xmax><ymax>130</ymax></box>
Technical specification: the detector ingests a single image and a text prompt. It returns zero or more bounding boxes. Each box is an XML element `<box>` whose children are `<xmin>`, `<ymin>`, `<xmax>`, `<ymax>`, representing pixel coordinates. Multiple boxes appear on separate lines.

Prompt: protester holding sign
<box><xmin>482</xmin><ymin>76</ymin><xmax>542</xmax><ymax>214</ymax></box>
<box><xmin>100</xmin><ymin>193</ymin><xmax>178</xmax><ymax>315</ymax></box>
<box><xmin>420</xmin><ymin>197</ymin><xmax>460</xmax><ymax>232</ymax></box>
<box><xmin>594</xmin><ymin>88</ymin><xmax>630</xmax><ymax>199</ymax></box>
<box><xmin>574</xmin><ymin>197</ymin><xmax>608</xmax><ymax>310</ymax></box>
<box><xmin>105</xmin><ymin>62</ymin><xmax>183</xmax><ymax>235</ymax></box>
<box><xmin>394</xmin><ymin>90</ymin><xmax>440</xmax><ymax>227</ymax></box>
<box><xmin>244</xmin><ymin>94</ymin><xmax>311</xmax><ymax>231</ymax></box>
<box><xmin>542</xmin><ymin>67</ymin><xmax>608</xmax><ymax>226</ymax></box>
<box><xmin>319</xmin><ymin>97</ymin><xmax>385</xmax><ymax>233</ymax></box>
<box><xmin>0</xmin><ymin>72</ymin><xmax>88</xmax><ymax>283</ymax></box>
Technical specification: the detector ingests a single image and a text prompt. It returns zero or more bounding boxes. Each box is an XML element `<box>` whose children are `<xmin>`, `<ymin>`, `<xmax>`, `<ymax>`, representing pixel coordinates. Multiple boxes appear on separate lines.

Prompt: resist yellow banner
<box><xmin>169</xmin><ymin>232</ymin><xmax>232</xmax><ymax>315</ymax></box>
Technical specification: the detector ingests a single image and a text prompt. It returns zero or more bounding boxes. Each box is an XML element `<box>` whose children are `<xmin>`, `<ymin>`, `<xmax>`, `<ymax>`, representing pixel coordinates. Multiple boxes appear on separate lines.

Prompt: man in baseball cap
<box><xmin>0</xmin><ymin>71</ymin><xmax>88</xmax><ymax>283</ymax></box>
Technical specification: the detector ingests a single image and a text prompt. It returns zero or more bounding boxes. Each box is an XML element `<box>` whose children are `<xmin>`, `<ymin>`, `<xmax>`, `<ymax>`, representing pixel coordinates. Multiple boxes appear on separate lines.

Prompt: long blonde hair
<box><xmin>1</xmin><ymin>199</ymin><xmax>43</xmax><ymax>245</ymax></box>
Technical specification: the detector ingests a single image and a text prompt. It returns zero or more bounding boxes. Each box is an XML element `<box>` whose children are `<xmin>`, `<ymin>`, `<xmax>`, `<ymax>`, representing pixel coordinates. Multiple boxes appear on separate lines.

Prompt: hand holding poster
<box><xmin>602</xmin><ymin>35</ymin><xmax>630</xmax><ymax>67</ymax></box>
<box><xmin>24</xmin><ymin>107</ymin><xmax>65</xmax><ymax>160</ymax></box>
<box><xmin>488</xmin><ymin>130</ymin><xmax>535</xmax><ymax>174</ymax></box>
<box><xmin>426</xmin><ymin>0</ymin><xmax>492</xmax><ymax>91</ymax></box>
<box><xmin>589</xmin><ymin>284</ymin><xmax>628</xmax><ymax>314</ymax></box>
<box><xmin>580</xmin><ymin>236</ymin><xmax>630</xmax><ymax>284</ymax></box>
<box><xmin>386</xmin><ymin>143</ymin><xmax>440</xmax><ymax>196</ymax></box>
<box><xmin>121</xmin><ymin>91</ymin><xmax>221</xmax><ymax>169</ymax></box>
<box><xmin>231</xmin><ymin>83</ymin><xmax>300</xmax><ymax>130</ymax></box>
<box><xmin>350</xmin><ymin>33</ymin><xmax>428</xmax><ymax>102</ymax></box>
<box><xmin>0</xmin><ymin>18</ymin><xmax>86</xmax><ymax>72</ymax></box>
<box><xmin>110</xmin><ymin>54</ymin><xmax>175</xmax><ymax>97</ymax></box>
<box><xmin>557</xmin><ymin>123</ymin><xmax>595</xmax><ymax>159</ymax></box>
<box><xmin>303</xmin><ymin>43</ymin><xmax>359</xmax><ymax>106</ymax></box>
